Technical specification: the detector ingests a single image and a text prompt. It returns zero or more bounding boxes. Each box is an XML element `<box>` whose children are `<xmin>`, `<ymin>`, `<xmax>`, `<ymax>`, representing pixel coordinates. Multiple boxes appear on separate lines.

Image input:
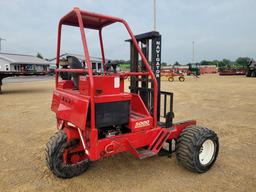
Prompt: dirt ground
<box><xmin>0</xmin><ymin>75</ymin><xmax>255</xmax><ymax>192</ymax></box>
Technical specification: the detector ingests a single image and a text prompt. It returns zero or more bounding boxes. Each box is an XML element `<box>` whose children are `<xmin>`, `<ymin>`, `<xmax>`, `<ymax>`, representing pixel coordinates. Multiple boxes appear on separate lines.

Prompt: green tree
<box><xmin>235</xmin><ymin>57</ymin><xmax>250</xmax><ymax>68</ymax></box>
<box><xmin>36</xmin><ymin>52</ymin><xmax>43</xmax><ymax>59</ymax></box>
<box><xmin>218</xmin><ymin>61</ymin><xmax>225</xmax><ymax>69</ymax></box>
<box><xmin>212</xmin><ymin>60</ymin><xmax>219</xmax><ymax>67</ymax></box>
<box><xmin>200</xmin><ymin>60</ymin><xmax>212</xmax><ymax>65</ymax></box>
<box><xmin>174</xmin><ymin>61</ymin><xmax>180</xmax><ymax>66</ymax></box>
<box><xmin>222</xmin><ymin>59</ymin><xmax>231</xmax><ymax>68</ymax></box>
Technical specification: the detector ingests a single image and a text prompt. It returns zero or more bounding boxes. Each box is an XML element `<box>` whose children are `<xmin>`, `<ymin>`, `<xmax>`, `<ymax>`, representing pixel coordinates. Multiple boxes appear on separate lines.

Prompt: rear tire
<box><xmin>176</xmin><ymin>126</ymin><xmax>219</xmax><ymax>173</ymax></box>
<box><xmin>45</xmin><ymin>131</ymin><xmax>90</xmax><ymax>178</ymax></box>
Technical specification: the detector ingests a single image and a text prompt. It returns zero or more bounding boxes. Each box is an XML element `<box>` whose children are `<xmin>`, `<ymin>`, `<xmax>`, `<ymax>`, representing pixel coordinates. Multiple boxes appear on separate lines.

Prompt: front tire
<box><xmin>45</xmin><ymin>131</ymin><xmax>90</xmax><ymax>178</ymax></box>
<box><xmin>176</xmin><ymin>126</ymin><xmax>219</xmax><ymax>173</ymax></box>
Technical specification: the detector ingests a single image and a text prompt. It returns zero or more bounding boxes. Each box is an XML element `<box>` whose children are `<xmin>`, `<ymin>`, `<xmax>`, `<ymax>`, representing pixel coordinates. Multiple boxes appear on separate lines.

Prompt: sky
<box><xmin>0</xmin><ymin>0</ymin><xmax>256</xmax><ymax>64</ymax></box>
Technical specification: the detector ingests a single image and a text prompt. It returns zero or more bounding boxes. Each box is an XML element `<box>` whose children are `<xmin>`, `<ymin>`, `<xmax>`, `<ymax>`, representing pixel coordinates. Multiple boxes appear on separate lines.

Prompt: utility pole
<box><xmin>192</xmin><ymin>41</ymin><xmax>195</xmax><ymax>63</ymax></box>
<box><xmin>0</xmin><ymin>37</ymin><xmax>6</xmax><ymax>52</ymax></box>
<box><xmin>153</xmin><ymin>0</ymin><xmax>156</xmax><ymax>31</ymax></box>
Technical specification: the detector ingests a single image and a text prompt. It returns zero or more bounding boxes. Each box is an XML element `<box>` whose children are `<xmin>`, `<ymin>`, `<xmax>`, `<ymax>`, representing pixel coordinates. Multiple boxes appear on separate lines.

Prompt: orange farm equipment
<box><xmin>161</xmin><ymin>69</ymin><xmax>185</xmax><ymax>82</ymax></box>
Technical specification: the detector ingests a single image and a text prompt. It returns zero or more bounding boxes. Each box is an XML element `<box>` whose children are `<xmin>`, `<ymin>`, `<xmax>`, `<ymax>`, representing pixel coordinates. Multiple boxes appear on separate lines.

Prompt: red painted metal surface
<box><xmin>94</xmin><ymin>128</ymin><xmax>160</xmax><ymax>160</ymax></box>
<box><xmin>219</xmin><ymin>68</ymin><xmax>246</xmax><ymax>76</ymax></box>
<box><xmin>130</xmin><ymin>94</ymin><xmax>150</xmax><ymax>116</ymax></box>
<box><xmin>52</xmin><ymin>89</ymin><xmax>90</xmax><ymax>130</ymax></box>
<box><xmin>79</xmin><ymin>75</ymin><xmax>125</xmax><ymax>96</ymax></box>
<box><xmin>52</xmin><ymin>8</ymin><xmax>197</xmax><ymax>162</ymax></box>
<box><xmin>56</xmin><ymin>69</ymin><xmax>87</xmax><ymax>73</ymax></box>
<box><xmin>56</xmin><ymin>8</ymin><xmax>158</xmax><ymax>128</ymax></box>
<box><xmin>119</xmin><ymin>72</ymin><xmax>150</xmax><ymax>78</ymax></box>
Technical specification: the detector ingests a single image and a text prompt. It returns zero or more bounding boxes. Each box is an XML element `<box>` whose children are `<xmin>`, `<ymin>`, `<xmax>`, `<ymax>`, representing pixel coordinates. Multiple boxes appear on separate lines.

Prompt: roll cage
<box><xmin>55</xmin><ymin>7</ymin><xmax>158</xmax><ymax>129</ymax></box>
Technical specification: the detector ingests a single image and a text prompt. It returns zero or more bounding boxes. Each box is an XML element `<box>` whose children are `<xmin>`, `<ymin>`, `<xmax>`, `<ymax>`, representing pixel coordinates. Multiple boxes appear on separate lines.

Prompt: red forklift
<box><xmin>46</xmin><ymin>8</ymin><xmax>219</xmax><ymax>178</ymax></box>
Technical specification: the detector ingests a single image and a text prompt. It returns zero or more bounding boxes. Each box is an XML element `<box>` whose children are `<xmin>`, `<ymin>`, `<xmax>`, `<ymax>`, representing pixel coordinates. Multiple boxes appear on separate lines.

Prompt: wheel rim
<box><xmin>62</xmin><ymin>140</ymin><xmax>88</xmax><ymax>165</ymax></box>
<box><xmin>199</xmin><ymin>139</ymin><xmax>215</xmax><ymax>166</ymax></box>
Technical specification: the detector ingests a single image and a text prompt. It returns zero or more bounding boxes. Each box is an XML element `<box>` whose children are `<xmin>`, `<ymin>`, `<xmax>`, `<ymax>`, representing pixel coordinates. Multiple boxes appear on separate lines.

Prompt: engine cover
<box><xmin>95</xmin><ymin>101</ymin><xmax>130</xmax><ymax>128</ymax></box>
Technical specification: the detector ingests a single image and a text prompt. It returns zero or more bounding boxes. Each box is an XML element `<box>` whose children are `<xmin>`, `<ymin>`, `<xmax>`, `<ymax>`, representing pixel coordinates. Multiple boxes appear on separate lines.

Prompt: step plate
<box><xmin>148</xmin><ymin>129</ymin><xmax>171</xmax><ymax>154</ymax></box>
<box><xmin>137</xmin><ymin>149</ymin><xmax>156</xmax><ymax>160</ymax></box>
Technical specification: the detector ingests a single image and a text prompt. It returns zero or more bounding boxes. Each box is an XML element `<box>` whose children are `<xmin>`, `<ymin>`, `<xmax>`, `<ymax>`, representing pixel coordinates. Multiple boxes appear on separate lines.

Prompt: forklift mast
<box><xmin>127</xmin><ymin>31</ymin><xmax>172</xmax><ymax>122</ymax></box>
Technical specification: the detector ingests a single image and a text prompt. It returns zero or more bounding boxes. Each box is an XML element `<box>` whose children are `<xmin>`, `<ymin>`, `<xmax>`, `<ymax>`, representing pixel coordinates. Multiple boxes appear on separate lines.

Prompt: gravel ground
<box><xmin>0</xmin><ymin>75</ymin><xmax>255</xmax><ymax>192</ymax></box>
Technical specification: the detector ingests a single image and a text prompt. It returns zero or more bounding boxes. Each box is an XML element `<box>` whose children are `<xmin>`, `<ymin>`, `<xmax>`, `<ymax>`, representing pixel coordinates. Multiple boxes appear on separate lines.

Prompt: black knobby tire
<box><xmin>168</xmin><ymin>76</ymin><xmax>174</xmax><ymax>82</ymax></box>
<box><xmin>176</xmin><ymin>126</ymin><xmax>219</xmax><ymax>173</ymax></box>
<box><xmin>179</xmin><ymin>76</ymin><xmax>185</xmax><ymax>82</ymax></box>
<box><xmin>45</xmin><ymin>131</ymin><xmax>90</xmax><ymax>178</ymax></box>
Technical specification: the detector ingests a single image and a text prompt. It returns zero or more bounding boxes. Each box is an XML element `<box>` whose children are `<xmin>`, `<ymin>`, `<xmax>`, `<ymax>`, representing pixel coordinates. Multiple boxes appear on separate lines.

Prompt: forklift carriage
<box><xmin>46</xmin><ymin>8</ymin><xmax>219</xmax><ymax>178</ymax></box>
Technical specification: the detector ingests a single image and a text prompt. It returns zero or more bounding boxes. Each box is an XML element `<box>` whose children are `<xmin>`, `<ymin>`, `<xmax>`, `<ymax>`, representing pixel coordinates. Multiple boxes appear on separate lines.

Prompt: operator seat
<box><xmin>67</xmin><ymin>56</ymin><xmax>83</xmax><ymax>90</ymax></box>
<box><xmin>60</xmin><ymin>64</ymin><xmax>71</xmax><ymax>80</ymax></box>
<box><xmin>106</xmin><ymin>60</ymin><xmax>120</xmax><ymax>73</ymax></box>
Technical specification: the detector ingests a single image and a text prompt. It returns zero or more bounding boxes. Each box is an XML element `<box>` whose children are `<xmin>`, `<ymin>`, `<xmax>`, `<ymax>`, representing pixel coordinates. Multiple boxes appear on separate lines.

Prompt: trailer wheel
<box><xmin>168</xmin><ymin>76</ymin><xmax>174</xmax><ymax>82</ymax></box>
<box><xmin>176</xmin><ymin>126</ymin><xmax>219</xmax><ymax>173</ymax></box>
<box><xmin>45</xmin><ymin>131</ymin><xmax>90</xmax><ymax>178</ymax></box>
<box><xmin>179</xmin><ymin>76</ymin><xmax>185</xmax><ymax>82</ymax></box>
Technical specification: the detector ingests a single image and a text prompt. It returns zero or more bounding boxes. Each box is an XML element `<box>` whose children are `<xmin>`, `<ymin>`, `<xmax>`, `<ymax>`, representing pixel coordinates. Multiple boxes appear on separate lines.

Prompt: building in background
<box><xmin>0</xmin><ymin>52</ymin><xmax>50</xmax><ymax>72</ymax></box>
<box><xmin>49</xmin><ymin>53</ymin><xmax>107</xmax><ymax>73</ymax></box>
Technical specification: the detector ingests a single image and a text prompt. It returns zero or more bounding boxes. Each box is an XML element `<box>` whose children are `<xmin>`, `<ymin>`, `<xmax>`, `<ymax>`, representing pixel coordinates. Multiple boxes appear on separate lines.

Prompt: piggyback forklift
<box><xmin>46</xmin><ymin>8</ymin><xmax>219</xmax><ymax>178</ymax></box>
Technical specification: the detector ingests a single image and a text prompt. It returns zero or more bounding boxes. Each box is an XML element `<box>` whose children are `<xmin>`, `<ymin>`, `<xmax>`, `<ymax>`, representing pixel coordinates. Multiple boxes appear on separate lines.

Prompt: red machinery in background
<box><xmin>219</xmin><ymin>68</ymin><xmax>246</xmax><ymax>76</ymax></box>
<box><xmin>161</xmin><ymin>69</ymin><xmax>185</xmax><ymax>82</ymax></box>
<box><xmin>45</xmin><ymin>8</ymin><xmax>219</xmax><ymax>178</ymax></box>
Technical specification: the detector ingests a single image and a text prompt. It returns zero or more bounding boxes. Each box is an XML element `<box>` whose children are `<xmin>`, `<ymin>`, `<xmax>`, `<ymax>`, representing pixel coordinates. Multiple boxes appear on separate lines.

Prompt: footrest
<box><xmin>137</xmin><ymin>149</ymin><xmax>156</xmax><ymax>160</ymax></box>
<box><xmin>148</xmin><ymin>129</ymin><xmax>171</xmax><ymax>154</ymax></box>
<box><xmin>125</xmin><ymin>128</ymin><xmax>171</xmax><ymax>160</ymax></box>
